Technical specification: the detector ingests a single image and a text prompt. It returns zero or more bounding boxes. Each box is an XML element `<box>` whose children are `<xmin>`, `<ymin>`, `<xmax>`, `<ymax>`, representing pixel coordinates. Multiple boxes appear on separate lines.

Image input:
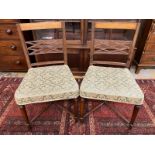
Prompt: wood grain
<box><xmin>95</xmin><ymin>22</ymin><xmax>137</xmax><ymax>30</ymax></box>
<box><xmin>19</xmin><ymin>21</ymin><xmax>62</xmax><ymax>31</ymax></box>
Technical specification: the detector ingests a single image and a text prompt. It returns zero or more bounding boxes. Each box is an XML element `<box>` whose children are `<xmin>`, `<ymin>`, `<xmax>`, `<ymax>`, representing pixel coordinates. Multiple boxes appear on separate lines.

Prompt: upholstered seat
<box><xmin>80</xmin><ymin>65</ymin><xmax>144</xmax><ymax>105</ymax></box>
<box><xmin>15</xmin><ymin>65</ymin><xmax>79</xmax><ymax>105</ymax></box>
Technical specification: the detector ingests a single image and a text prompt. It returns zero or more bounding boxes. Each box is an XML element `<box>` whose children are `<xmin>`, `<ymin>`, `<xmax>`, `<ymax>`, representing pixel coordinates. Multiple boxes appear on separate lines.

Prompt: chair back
<box><xmin>90</xmin><ymin>20</ymin><xmax>141</xmax><ymax>68</ymax></box>
<box><xmin>17</xmin><ymin>21</ymin><xmax>67</xmax><ymax>68</ymax></box>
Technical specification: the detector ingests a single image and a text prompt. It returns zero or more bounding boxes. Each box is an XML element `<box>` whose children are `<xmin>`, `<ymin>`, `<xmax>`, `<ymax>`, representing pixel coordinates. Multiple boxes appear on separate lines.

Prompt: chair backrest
<box><xmin>90</xmin><ymin>21</ymin><xmax>141</xmax><ymax>68</ymax></box>
<box><xmin>17</xmin><ymin>21</ymin><xmax>67</xmax><ymax>69</ymax></box>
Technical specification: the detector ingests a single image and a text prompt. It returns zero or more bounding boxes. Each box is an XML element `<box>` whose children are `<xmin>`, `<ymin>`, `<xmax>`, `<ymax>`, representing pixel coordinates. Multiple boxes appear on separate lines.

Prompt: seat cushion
<box><xmin>80</xmin><ymin>66</ymin><xmax>144</xmax><ymax>105</ymax></box>
<box><xmin>15</xmin><ymin>65</ymin><xmax>79</xmax><ymax>105</ymax></box>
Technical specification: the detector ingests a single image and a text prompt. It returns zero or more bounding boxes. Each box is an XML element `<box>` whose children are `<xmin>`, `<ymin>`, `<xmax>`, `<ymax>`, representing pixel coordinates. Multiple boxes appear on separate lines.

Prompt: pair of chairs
<box><xmin>15</xmin><ymin>21</ymin><xmax>144</xmax><ymax>131</ymax></box>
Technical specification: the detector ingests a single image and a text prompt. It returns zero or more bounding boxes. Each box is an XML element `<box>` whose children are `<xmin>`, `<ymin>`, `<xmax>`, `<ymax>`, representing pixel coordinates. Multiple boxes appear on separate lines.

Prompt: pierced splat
<box><xmin>26</xmin><ymin>39</ymin><xmax>63</xmax><ymax>56</ymax></box>
<box><xmin>94</xmin><ymin>39</ymin><xmax>132</xmax><ymax>55</ymax></box>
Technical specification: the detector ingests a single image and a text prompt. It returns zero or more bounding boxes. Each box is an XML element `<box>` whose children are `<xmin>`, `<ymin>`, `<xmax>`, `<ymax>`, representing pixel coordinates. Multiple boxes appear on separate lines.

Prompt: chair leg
<box><xmin>129</xmin><ymin>105</ymin><xmax>141</xmax><ymax>129</ymax></box>
<box><xmin>19</xmin><ymin>105</ymin><xmax>31</xmax><ymax>130</ymax></box>
<box><xmin>73</xmin><ymin>98</ymin><xmax>79</xmax><ymax>121</ymax></box>
<box><xmin>135</xmin><ymin>66</ymin><xmax>141</xmax><ymax>74</ymax></box>
<box><xmin>80</xmin><ymin>98</ymin><xmax>85</xmax><ymax>121</ymax></box>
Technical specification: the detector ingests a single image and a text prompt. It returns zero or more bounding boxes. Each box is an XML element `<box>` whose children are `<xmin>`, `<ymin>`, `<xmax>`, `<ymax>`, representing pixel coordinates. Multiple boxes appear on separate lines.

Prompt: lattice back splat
<box><xmin>17</xmin><ymin>21</ymin><xmax>67</xmax><ymax>68</ymax></box>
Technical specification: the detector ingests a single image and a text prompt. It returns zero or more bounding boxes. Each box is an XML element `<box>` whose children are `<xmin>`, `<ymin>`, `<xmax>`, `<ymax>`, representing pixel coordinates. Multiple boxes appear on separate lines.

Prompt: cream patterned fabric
<box><xmin>80</xmin><ymin>65</ymin><xmax>144</xmax><ymax>105</ymax></box>
<box><xmin>15</xmin><ymin>65</ymin><xmax>79</xmax><ymax>105</ymax></box>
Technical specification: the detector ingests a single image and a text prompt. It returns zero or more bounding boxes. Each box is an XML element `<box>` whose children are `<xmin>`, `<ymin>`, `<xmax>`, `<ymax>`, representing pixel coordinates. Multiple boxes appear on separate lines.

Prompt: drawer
<box><xmin>0</xmin><ymin>19</ymin><xmax>19</xmax><ymax>23</ymax></box>
<box><xmin>0</xmin><ymin>24</ymin><xmax>19</xmax><ymax>39</ymax></box>
<box><xmin>0</xmin><ymin>55</ymin><xmax>27</xmax><ymax>71</ymax></box>
<box><xmin>0</xmin><ymin>40</ymin><xmax>23</xmax><ymax>55</ymax></box>
<box><xmin>140</xmin><ymin>54</ymin><xmax>155</xmax><ymax>64</ymax></box>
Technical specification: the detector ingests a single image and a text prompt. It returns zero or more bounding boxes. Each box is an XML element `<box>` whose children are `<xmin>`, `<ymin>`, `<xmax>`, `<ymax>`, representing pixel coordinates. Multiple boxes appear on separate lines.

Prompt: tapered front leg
<box><xmin>73</xmin><ymin>98</ymin><xmax>79</xmax><ymax>121</ymax></box>
<box><xmin>129</xmin><ymin>105</ymin><xmax>141</xmax><ymax>129</ymax></box>
<box><xmin>80</xmin><ymin>98</ymin><xmax>85</xmax><ymax>121</ymax></box>
<box><xmin>19</xmin><ymin>105</ymin><xmax>31</xmax><ymax>130</ymax></box>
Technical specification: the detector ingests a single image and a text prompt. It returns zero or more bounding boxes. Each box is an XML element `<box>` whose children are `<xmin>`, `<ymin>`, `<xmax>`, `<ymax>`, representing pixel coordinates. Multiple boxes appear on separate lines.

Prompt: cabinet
<box><xmin>0</xmin><ymin>20</ymin><xmax>27</xmax><ymax>71</ymax></box>
<box><xmin>135</xmin><ymin>20</ymin><xmax>155</xmax><ymax>73</ymax></box>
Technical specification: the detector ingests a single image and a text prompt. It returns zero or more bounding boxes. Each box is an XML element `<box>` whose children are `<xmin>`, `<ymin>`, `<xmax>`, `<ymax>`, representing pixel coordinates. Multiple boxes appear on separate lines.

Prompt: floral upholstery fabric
<box><xmin>15</xmin><ymin>65</ymin><xmax>79</xmax><ymax>105</ymax></box>
<box><xmin>80</xmin><ymin>65</ymin><xmax>144</xmax><ymax>105</ymax></box>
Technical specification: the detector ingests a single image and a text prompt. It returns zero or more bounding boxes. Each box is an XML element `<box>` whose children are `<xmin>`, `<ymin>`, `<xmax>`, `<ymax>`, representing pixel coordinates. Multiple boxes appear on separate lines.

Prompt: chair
<box><xmin>80</xmin><ymin>21</ymin><xmax>144</xmax><ymax>129</ymax></box>
<box><xmin>15</xmin><ymin>21</ymin><xmax>79</xmax><ymax>129</ymax></box>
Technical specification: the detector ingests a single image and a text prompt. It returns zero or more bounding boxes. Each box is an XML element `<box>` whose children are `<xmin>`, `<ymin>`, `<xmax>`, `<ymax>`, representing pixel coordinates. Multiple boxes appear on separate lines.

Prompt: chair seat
<box><xmin>80</xmin><ymin>65</ymin><xmax>144</xmax><ymax>105</ymax></box>
<box><xmin>15</xmin><ymin>65</ymin><xmax>79</xmax><ymax>105</ymax></box>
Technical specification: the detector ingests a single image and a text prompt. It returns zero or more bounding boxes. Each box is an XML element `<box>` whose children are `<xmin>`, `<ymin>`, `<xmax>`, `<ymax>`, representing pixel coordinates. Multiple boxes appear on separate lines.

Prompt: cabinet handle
<box><xmin>15</xmin><ymin>60</ymin><xmax>21</xmax><ymax>65</ymax></box>
<box><xmin>10</xmin><ymin>45</ymin><xmax>17</xmax><ymax>50</ymax></box>
<box><xmin>5</xmin><ymin>29</ymin><xmax>12</xmax><ymax>35</ymax></box>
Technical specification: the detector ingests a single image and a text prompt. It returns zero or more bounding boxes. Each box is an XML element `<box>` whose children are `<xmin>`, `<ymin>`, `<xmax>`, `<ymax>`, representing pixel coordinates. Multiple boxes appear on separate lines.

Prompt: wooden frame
<box><xmin>17</xmin><ymin>21</ymin><xmax>67</xmax><ymax>69</ymax></box>
<box><xmin>20</xmin><ymin>100</ymin><xmax>79</xmax><ymax>129</ymax></box>
<box><xmin>90</xmin><ymin>21</ymin><xmax>141</xmax><ymax>68</ymax></box>
<box><xmin>80</xmin><ymin>21</ymin><xmax>142</xmax><ymax>129</ymax></box>
<box><xmin>16</xmin><ymin>21</ymin><xmax>78</xmax><ymax>130</ymax></box>
<box><xmin>80</xmin><ymin>99</ymin><xmax>141</xmax><ymax>129</ymax></box>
